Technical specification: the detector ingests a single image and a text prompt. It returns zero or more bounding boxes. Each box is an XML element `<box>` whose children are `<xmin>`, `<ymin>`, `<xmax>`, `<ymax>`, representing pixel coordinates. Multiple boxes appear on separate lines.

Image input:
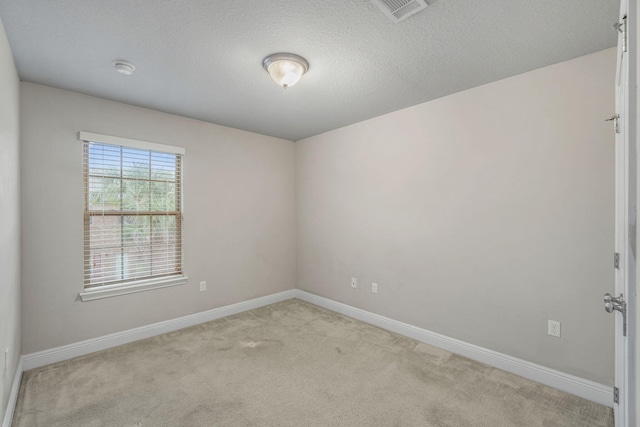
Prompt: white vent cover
<box><xmin>371</xmin><ymin>0</ymin><xmax>428</xmax><ymax>23</ymax></box>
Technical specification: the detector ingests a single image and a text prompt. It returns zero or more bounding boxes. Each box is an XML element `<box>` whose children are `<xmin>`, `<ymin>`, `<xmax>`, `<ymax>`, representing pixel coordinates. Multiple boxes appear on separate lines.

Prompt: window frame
<box><xmin>78</xmin><ymin>132</ymin><xmax>188</xmax><ymax>301</ymax></box>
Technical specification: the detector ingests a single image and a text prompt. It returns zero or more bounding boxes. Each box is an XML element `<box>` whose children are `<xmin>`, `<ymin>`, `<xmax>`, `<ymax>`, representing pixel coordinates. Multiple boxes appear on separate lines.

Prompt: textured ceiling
<box><xmin>0</xmin><ymin>0</ymin><xmax>618</xmax><ymax>141</ymax></box>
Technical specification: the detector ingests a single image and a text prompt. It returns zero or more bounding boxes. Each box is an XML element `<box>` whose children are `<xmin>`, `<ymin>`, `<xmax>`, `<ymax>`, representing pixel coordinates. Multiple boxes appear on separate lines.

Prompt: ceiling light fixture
<box><xmin>262</xmin><ymin>53</ymin><xmax>309</xmax><ymax>89</ymax></box>
<box><xmin>113</xmin><ymin>60</ymin><xmax>136</xmax><ymax>76</ymax></box>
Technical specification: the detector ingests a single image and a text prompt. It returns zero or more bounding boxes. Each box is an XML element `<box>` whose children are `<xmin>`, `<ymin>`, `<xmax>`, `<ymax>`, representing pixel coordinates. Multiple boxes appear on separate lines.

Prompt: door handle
<box><xmin>604</xmin><ymin>302</ymin><xmax>614</xmax><ymax>313</ymax></box>
<box><xmin>603</xmin><ymin>293</ymin><xmax>627</xmax><ymax>336</ymax></box>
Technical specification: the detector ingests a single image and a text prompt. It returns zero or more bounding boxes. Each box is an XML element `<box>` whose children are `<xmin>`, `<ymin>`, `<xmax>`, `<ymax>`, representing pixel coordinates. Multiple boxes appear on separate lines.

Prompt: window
<box><xmin>80</xmin><ymin>132</ymin><xmax>186</xmax><ymax>301</ymax></box>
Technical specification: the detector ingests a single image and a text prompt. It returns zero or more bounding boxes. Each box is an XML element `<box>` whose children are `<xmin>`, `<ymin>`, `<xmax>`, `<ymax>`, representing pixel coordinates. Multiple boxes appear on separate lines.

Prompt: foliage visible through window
<box><xmin>83</xmin><ymin>142</ymin><xmax>183</xmax><ymax>289</ymax></box>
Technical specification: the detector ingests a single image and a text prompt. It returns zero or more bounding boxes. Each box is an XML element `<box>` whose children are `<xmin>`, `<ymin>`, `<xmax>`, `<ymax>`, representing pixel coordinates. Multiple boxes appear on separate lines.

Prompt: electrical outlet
<box><xmin>199</xmin><ymin>281</ymin><xmax>207</xmax><ymax>292</ymax></box>
<box><xmin>548</xmin><ymin>320</ymin><xmax>561</xmax><ymax>338</ymax></box>
<box><xmin>351</xmin><ymin>278</ymin><xmax>357</xmax><ymax>288</ymax></box>
<box><xmin>372</xmin><ymin>282</ymin><xmax>378</xmax><ymax>294</ymax></box>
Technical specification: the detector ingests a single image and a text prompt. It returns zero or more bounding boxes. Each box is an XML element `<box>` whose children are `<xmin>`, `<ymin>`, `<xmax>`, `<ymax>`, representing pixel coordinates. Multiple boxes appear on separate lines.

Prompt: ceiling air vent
<box><xmin>372</xmin><ymin>0</ymin><xmax>428</xmax><ymax>23</ymax></box>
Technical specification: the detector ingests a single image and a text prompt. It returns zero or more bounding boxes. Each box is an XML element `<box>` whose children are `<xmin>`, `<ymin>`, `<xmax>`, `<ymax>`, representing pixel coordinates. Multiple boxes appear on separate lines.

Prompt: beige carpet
<box><xmin>12</xmin><ymin>299</ymin><xmax>613</xmax><ymax>427</ymax></box>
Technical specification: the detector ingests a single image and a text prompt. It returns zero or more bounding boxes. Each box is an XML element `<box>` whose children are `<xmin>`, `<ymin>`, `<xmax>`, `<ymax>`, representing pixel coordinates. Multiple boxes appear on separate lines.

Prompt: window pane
<box><xmin>88</xmin><ymin>248</ymin><xmax>125</xmax><ymax>285</ymax></box>
<box><xmin>151</xmin><ymin>215</ymin><xmax>180</xmax><ymax>275</ymax></box>
<box><xmin>122</xmin><ymin>147</ymin><xmax>150</xmax><ymax>179</ymax></box>
<box><xmin>123</xmin><ymin>215</ymin><xmax>150</xmax><ymax>247</ymax></box>
<box><xmin>88</xmin><ymin>144</ymin><xmax>121</xmax><ymax>177</ymax></box>
<box><xmin>122</xmin><ymin>215</ymin><xmax>151</xmax><ymax>280</ymax></box>
<box><xmin>89</xmin><ymin>215</ymin><xmax>123</xmax><ymax>250</ymax></box>
<box><xmin>88</xmin><ymin>177</ymin><xmax>122</xmax><ymax>211</ymax></box>
<box><xmin>151</xmin><ymin>181</ymin><xmax>176</xmax><ymax>211</ymax></box>
<box><xmin>123</xmin><ymin>245</ymin><xmax>151</xmax><ymax>280</ymax></box>
<box><xmin>151</xmin><ymin>152</ymin><xmax>176</xmax><ymax>182</ymax></box>
<box><xmin>122</xmin><ymin>180</ymin><xmax>150</xmax><ymax>211</ymax></box>
<box><xmin>87</xmin><ymin>216</ymin><xmax>125</xmax><ymax>285</ymax></box>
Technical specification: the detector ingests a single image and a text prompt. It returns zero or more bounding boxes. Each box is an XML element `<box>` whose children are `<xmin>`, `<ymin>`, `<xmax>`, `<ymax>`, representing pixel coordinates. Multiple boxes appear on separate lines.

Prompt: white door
<box><xmin>609</xmin><ymin>0</ymin><xmax>633</xmax><ymax>425</ymax></box>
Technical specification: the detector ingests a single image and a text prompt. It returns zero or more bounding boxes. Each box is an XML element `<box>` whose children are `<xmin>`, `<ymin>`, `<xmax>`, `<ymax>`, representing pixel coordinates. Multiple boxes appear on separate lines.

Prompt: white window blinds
<box><xmin>82</xmin><ymin>133</ymin><xmax>184</xmax><ymax>290</ymax></box>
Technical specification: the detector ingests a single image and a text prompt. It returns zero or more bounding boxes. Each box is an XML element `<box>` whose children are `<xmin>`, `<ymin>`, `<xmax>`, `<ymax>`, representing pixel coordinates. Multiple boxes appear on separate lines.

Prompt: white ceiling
<box><xmin>0</xmin><ymin>0</ymin><xmax>618</xmax><ymax>141</ymax></box>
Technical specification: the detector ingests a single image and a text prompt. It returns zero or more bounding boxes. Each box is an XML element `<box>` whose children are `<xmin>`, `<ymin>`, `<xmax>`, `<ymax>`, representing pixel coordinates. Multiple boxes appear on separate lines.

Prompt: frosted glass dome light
<box><xmin>263</xmin><ymin>53</ymin><xmax>309</xmax><ymax>89</ymax></box>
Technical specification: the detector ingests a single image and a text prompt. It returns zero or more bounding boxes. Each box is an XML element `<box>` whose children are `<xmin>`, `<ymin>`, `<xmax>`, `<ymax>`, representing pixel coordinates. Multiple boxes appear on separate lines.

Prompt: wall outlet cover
<box><xmin>548</xmin><ymin>320</ymin><xmax>561</xmax><ymax>338</ymax></box>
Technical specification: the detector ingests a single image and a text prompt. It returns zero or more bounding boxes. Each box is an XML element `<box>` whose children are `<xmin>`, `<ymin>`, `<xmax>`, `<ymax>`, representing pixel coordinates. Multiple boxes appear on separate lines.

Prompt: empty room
<box><xmin>0</xmin><ymin>0</ymin><xmax>638</xmax><ymax>426</ymax></box>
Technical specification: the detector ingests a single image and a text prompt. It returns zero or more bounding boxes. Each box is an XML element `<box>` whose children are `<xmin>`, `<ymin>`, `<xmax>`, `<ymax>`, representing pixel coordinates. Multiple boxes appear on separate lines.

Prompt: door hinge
<box><xmin>614</xmin><ymin>15</ymin><xmax>627</xmax><ymax>53</ymax></box>
<box><xmin>614</xmin><ymin>387</ymin><xmax>619</xmax><ymax>404</ymax></box>
<box><xmin>614</xmin><ymin>252</ymin><xmax>620</xmax><ymax>269</ymax></box>
<box><xmin>605</xmin><ymin>115</ymin><xmax>620</xmax><ymax>134</ymax></box>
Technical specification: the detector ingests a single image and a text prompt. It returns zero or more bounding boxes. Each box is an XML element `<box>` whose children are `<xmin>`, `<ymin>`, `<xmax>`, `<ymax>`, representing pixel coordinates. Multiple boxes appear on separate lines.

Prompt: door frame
<box><xmin>616</xmin><ymin>1</ymin><xmax>637</xmax><ymax>426</ymax></box>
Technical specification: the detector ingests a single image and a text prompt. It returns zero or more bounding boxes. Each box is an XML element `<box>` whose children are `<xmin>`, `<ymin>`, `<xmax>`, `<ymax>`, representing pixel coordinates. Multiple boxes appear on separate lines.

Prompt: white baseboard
<box><xmin>14</xmin><ymin>287</ymin><xmax>612</xmax><ymax>419</ymax></box>
<box><xmin>293</xmin><ymin>290</ymin><xmax>613</xmax><ymax>408</ymax></box>
<box><xmin>23</xmin><ymin>289</ymin><xmax>296</xmax><ymax>371</ymax></box>
<box><xmin>2</xmin><ymin>355</ymin><xmax>23</xmax><ymax>427</ymax></box>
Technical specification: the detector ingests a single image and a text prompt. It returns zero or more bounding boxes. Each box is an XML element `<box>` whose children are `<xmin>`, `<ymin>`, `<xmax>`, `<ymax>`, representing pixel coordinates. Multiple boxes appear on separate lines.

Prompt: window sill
<box><xmin>79</xmin><ymin>276</ymin><xmax>189</xmax><ymax>302</ymax></box>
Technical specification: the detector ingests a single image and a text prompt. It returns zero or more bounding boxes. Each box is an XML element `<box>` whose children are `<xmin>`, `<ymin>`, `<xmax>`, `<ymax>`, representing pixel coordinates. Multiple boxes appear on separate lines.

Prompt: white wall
<box><xmin>296</xmin><ymin>48</ymin><xmax>617</xmax><ymax>385</ymax></box>
<box><xmin>20</xmin><ymin>82</ymin><xmax>296</xmax><ymax>354</ymax></box>
<box><xmin>0</xmin><ymin>16</ymin><xmax>20</xmax><ymax>421</ymax></box>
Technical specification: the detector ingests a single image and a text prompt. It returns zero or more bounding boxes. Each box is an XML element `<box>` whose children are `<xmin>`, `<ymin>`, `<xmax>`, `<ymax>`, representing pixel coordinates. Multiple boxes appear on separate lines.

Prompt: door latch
<box><xmin>604</xmin><ymin>293</ymin><xmax>627</xmax><ymax>336</ymax></box>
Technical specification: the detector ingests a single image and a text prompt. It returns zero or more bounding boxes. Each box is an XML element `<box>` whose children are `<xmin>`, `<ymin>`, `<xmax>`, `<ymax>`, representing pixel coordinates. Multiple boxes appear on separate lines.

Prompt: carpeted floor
<box><xmin>12</xmin><ymin>299</ymin><xmax>613</xmax><ymax>426</ymax></box>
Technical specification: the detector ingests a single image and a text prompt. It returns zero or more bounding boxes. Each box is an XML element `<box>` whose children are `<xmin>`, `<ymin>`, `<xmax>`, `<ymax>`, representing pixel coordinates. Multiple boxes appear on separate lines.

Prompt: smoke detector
<box><xmin>371</xmin><ymin>0</ymin><xmax>428</xmax><ymax>23</ymax></box>
<box><xmin>113</xmin><ymin>60</ymin><xmax>135</xmax><ymax>75</ymax></box>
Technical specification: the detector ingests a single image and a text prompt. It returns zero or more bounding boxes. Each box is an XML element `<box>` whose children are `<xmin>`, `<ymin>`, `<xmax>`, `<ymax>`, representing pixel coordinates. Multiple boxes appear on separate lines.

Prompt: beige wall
<box><xmin>20</xmin><ymin>82</ymin><xmax>296</xmax><ymax>354</ymax></box>
<box><xmin>0</xmin><ymin>17</ymin><xmax>20</xmax><ymax>421</ymax></box>
<box><xmin>296</xmin><ymin>48</ymin><xmax>617</xmax><ymax>385</ymax></box>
